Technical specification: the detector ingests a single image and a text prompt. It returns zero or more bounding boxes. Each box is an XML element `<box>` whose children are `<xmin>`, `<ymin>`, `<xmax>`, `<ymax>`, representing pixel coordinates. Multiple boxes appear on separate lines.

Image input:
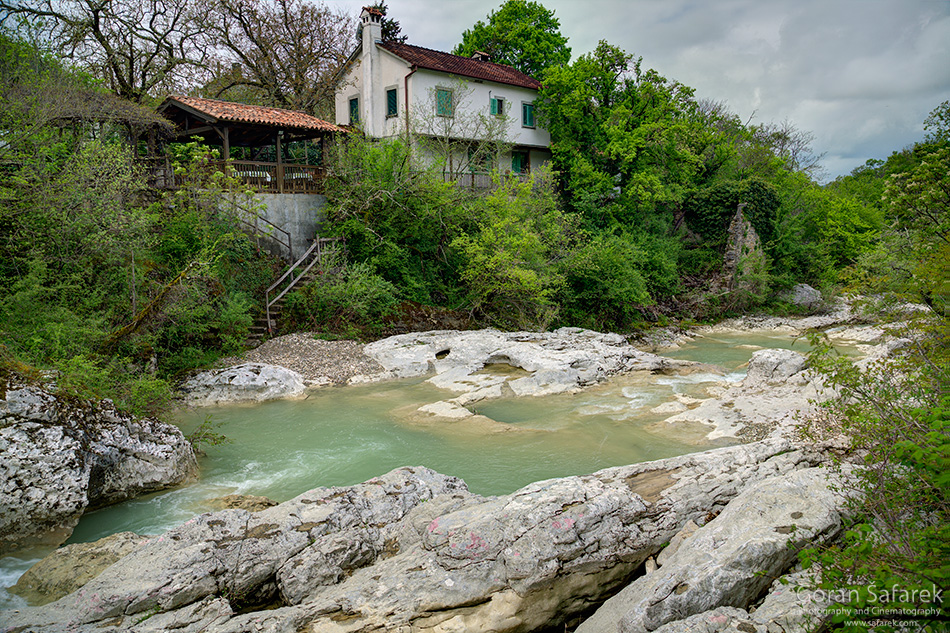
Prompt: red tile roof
<box><xmin>378</xmin><ymin>42</ymin><xmax>542</xmax><ymax>90</ymax></box>
<box><xmin>162</xmin><ymin>95</ymin><xmax>345</xmax><ymax>133</ymax></box>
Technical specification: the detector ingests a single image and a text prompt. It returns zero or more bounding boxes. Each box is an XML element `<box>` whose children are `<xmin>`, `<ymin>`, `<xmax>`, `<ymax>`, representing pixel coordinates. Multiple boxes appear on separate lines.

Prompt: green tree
<box><xmin>923</xmin><ymin>99</ymin><xmax>950</xmax><ymax>143</ymax></box>
<box><xmin>322</xmin><ymin>137</ymin><xmax>472</xmax><ymax>305</ymax></box>
<box><xmin>204</xmin><ymin>0</ymin><xmax>353</xmax><ymax>116</ymax></box>
<box><xmin>453</xmin><ymin>0</ymin><xmax>570</xmax><ymax>78</ymax></box>
<box><xmin>537</xmin><ymin>41</ymin><xmax>704</xmax><ymax>229</ymax></box>
<box><xmin>0</xmin><ymin>35</ymin><xmax>275</xmax><ymax>415</ymax></box>
<box><xmin>452</xmin><ymin>169</ymin><xmax>573</xmax><ymax>329</ymax></box>
<box><xmin>0</xmin><ymin>0</ymin><xmax>208</xmax><ymax>103</ymax></box>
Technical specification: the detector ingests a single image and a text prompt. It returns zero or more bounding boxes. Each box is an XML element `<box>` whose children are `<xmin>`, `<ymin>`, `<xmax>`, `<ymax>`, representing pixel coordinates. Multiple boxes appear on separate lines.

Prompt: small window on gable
<box><xmin>386</xmin><ymin>88</ymin><xmax>398</xmax><ymax>117</ymax></box>
<box><xmin>521</xmin><ymin>102</ymin><xmax>535</xmax><ymax>128</ymax></box>
<box><xmin>436</xmin><ymin>88</ymin><xmax>454</xmax><ymax>117</ymax></box>
<box><xmin>349</xmin><ymin>96</ymin><xmax>359</xmax><ymax>125</ymax></box>
<box><xmin>490</xmin><ymin>96</ymin><xmax>505</xmax><ymax>117</ymax></box>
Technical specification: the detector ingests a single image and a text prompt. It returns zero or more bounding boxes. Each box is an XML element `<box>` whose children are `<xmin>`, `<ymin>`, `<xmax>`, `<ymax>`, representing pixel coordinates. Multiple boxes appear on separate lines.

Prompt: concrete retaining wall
<box><xmin>253</xmin><ymin>193</ymin><xmax>328</xmax><ymax>262</ymax></box>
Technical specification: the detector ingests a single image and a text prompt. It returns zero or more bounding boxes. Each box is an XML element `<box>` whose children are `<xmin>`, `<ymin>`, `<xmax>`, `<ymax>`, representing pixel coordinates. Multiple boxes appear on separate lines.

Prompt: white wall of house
<box><xmin>334</xmin><ymin>8</ymin><xmax>551</xmax><ymax>174</ymax></box>
<box><xmin>406</xmin><ymin>70</ymin><xmax>550</xmax><ymax>150</ymax></box>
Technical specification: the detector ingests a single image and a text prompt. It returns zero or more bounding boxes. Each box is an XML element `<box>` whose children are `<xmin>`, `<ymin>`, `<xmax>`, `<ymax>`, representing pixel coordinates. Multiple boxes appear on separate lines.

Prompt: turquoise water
<box><xmin>0</xmin><ymin>330</ymin><xmax>820</xmax><ymax>609</ymax></box>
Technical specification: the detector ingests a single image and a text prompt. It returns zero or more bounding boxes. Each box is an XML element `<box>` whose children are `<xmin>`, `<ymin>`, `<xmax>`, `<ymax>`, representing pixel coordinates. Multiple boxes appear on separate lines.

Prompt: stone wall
<box><xmin>251</xmin><ymin>193</ymin><xmax>327</xmax><ymax>263</ymax></box>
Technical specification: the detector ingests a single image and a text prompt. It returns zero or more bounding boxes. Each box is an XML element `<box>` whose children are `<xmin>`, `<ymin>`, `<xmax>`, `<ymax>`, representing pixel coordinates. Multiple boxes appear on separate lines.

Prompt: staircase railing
<box><xmin>264</xmin><ymin>236</ymin><xmax>343</xmax><ymax>332</ymax></box>
<box><xmin>237</xmin><ymin>207</ymin><xmax>294</xmax><ymax>262</ymax></box>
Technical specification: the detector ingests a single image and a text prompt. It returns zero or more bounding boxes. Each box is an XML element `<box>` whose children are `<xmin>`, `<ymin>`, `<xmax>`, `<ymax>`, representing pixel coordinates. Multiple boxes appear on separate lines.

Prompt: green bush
<box><xmin>800</xmin><ymin>321</ymin><xmax>950</xmax><ymax>631</ymax></box>
<box><xmin>283</xmin><ymin>262</ymin><xmax>399</xmax><ymax>338</ymax></box>
<box><xmin>452</xmin><ymin>170</ymin><xmax>572</xmax><ymax>330</ymax></box>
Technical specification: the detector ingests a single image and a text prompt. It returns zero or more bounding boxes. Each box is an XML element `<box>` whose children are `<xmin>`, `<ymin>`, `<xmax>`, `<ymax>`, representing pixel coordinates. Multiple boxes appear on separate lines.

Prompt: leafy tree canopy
<box><xmin>203</xmin><ymin>0</ymin><xmax>354</xmax><ymax>117</ymax></box>
<box><xmin>453</xmin><ymin>0</ymin><xmax>570</xmax><ymax>78</ymax></box>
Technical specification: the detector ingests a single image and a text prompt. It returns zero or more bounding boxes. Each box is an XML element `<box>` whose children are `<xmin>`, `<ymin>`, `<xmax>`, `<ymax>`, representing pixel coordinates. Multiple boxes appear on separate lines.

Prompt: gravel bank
<box><xmin>216</xmin><ymin>333</ymin><xmax>384</xmax><ymax>385</ymax></box>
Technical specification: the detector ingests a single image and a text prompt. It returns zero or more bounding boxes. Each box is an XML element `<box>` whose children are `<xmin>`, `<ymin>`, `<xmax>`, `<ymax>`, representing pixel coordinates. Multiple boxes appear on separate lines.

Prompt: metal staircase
<box><xmin>246</xmin><ymin>236</ymin><xmax>344</xmax><ymax>345</ymax></box>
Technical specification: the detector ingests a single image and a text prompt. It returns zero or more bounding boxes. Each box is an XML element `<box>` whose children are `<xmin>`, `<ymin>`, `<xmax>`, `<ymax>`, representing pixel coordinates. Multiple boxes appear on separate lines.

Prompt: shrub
<box><xmin>800</xmin><ymin>320</ymin><xmax>950</xmax><ymax>631</ymax></box>
<box><xmin>283</xmin><ymin>262</ymin><xmax>399</xmax><ymax>338</ymax></box>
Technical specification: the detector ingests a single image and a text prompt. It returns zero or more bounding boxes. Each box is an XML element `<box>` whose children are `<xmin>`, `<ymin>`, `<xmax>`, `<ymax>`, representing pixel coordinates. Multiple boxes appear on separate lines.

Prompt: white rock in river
<box><xmin>180</xmin><ymin>362</ymin><xmax>306</xmax><ymax>405</ymax></box>
<box><xmin>3</xmin><ymin>439</ymin><xmax>838</xmax><ymax>633</ymax></box>
<box><xmin>1</xmin><ymin>385</ymin><xmax>197</xmax><ymax>554</ymax></box>
<box><xmin>575</xmin><ymin>467</ymin><xmax>846</xmax><ymax>633</ymax></box>
<box><xmin>364</xmin><ymin>328</ymin><xmax>694</xmax><ymax>421</ymax></box>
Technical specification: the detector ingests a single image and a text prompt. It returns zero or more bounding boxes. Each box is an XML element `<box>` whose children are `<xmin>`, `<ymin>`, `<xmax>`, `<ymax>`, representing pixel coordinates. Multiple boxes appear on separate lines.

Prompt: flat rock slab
<box><xmin>363</xmin><ymin>328</ymin><xmax>694</xmax><ymax>421</ymax></box>
<box><xmin>2</xmin><ymin>439</ymin><xmax>834</xmax><ymax>633</ymax></box>
<box><xmin>575</xmin><ymin>467</ymin><xmax>845</xmax><ymax>633</ymax></box>
<box><xmin>180</xmin><ymin>363</ymin><xmax>306</xmax><ymax>406</ymax></box>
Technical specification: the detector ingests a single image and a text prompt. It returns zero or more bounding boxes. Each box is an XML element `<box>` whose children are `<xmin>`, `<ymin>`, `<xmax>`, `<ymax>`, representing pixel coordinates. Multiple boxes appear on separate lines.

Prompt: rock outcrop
<box><xmin>2</xmin><ymin>438</ymin><xmax>836</xmax><ymax>633</ymax></box>
<box><xmin>0</xmin><ymin>384</ymin><xmax>197</xmax><ymax>555</ymax></box>
<box><xmin>575</xmin><ymin>467</ymin><xmax>845</xmax><ymax>632</ymax></box>
<box><xmin>361</xmin><ymin>328</ymin><xmax>696</xmax><ymax>422</ymax></box>
<box><xmin>180</xmin><ymin>363</ymin><xmax>306</xmax><ymax>406</ymax></box>
<box><xmin>11</xmin><ymin>532</ymin><xmax>149</xmax><ymax>606</ymax></box>
<box><xmin>651</xmin><ymin>348</ymin><xmax>817</xmax><ymax>442</ymax></box>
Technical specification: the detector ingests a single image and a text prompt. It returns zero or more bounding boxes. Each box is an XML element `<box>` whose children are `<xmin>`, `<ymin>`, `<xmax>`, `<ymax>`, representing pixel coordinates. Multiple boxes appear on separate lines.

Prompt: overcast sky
<box><xmin>327</xmin><ymin>0</ymin><xmax>950</xmax><ymax>181</ymax></box>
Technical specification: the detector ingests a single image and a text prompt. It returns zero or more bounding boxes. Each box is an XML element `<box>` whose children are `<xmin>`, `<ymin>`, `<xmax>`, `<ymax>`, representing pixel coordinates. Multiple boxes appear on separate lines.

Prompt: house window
<box><xmin>468</xmin><ymin>145</ymin><xmax>492</xmax><ymax>173</ymax></box>
<box><xmin>386</xmin><ymin>88</ymin><xmax>398</xmax><ymax>117</ymax></box>
<box><xmin>511</xmin><ymin>151</ymin><xmax>529</xmax><ymax>174</ymax></box>
<box><xmin>490</xmin><ymin>96</ymin><xmax>505</xmax><ymax>117</ymax></box>
<box><xmin>436</xmin><ymin>88</ymin><xmax>454</xmax><ymax>117</ymax></box>
<box><xmin>349</xmin><ymin>96</ymin><xmax>359</xmax><ymax>125</ymax></box>
<box><xmin>521</xmin><ymin>102</ymin><xmax>535</xmax><ymax>128</ymax></box>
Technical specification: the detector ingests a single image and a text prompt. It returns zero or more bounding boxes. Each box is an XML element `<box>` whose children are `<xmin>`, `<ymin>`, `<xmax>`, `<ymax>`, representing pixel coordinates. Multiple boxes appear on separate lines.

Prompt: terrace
<box><xmin>155</xmin><ymin>96</ymin><xmax>346</xmax><ymax>194</ymax></box>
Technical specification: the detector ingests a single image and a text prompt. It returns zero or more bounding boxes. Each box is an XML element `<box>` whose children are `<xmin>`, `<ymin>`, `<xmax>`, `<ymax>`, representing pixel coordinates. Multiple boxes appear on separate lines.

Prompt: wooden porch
<box><xmin>139</xmin><ymin>157</ymin><xmax>326</xmax><ymax>195</ymax></box>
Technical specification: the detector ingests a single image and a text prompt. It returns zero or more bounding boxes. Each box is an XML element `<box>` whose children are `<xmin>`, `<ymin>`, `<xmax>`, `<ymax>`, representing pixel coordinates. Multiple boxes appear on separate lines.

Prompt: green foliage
<box><xmin>684</xmin><ymin>178</ymin><xmax>780</xmax><ymax>246</ymax></box>
<box><xmin>849</xmin><ymin>146</ymin><xmax>950</xmax><ymax>313</ymax></box>
<box><xmin>453</xmin><ymin>0</ymin><xmax>571</xmax><ymax>78</ymax></box>
<box><xmin>923</xmin><ymin>100</ymin><xmax>950</xmax><ymax>144</ymax></box>
<box><xmin>452</xmin><ymin>170</ymin><xmax>572</xmax><ymax>330</ymax></box>
<box><xmin>283</xmin><ymin>262</ymin><xmax>398</xmax><ymax>339</ymax></box>
<box><xmin>800</xmin><ymin>320</ymin><xmax>950</xmax><ymax>631</ymax></box>
<box><xmin>0</xmin><ymin>35</ymin><xmax>276</xmax><ymax>418</ymax></box>
<box><xmin>323</xmin><ymin>137</ymin><xmax>472</xmax><ymax>305</ymax></box>
<box><xmin>557</xmin><ymin>232</ymin><xmax>653</xmax><ymax>330</ymax></box>
<box><xmin>538</xmin><ymin>41</ymin><xmax>704</xmax><ymax>228</ymax></box>
<box><xmin>186</xmin><ymin>415</ymin><xmax>233</xmax><ymax>455</ymax></box>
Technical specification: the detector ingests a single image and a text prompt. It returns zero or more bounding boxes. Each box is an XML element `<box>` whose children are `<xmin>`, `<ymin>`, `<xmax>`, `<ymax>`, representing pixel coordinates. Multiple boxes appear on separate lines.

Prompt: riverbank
<box><xmin>215</xmin><ymin>334</ymin><xmax>384</xmax><ymax>385</ymax></box>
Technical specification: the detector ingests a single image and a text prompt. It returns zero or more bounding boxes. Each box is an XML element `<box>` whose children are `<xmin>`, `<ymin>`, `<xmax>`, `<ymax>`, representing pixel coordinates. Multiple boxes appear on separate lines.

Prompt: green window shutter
<box><xmin>436</xmin><ymin>89</ymin><xmax>453</xmax><ymax>117</ymax></box>
<box><xmin>349</xmin><ymin>97</ymin><xmax>359</xmax><ymax>124</ymax></box>
<box><xmin>491</xmin><ymin>97</ymin><xmax>504</xmax><ymax>116</ymax></box>
<box><xmin>522</xmin><ymin>103</ymin><xmax>534</xmax><ymax>127</ymax></box>
<box><xmin>386</xmin><ymin>89</ymin><xmax>397</xmax><ymax>117</ymax></box>
<box><xmin>511</xmin><ymin>152</ymin><xmax>523</xmax><ymax>173</ymax></box>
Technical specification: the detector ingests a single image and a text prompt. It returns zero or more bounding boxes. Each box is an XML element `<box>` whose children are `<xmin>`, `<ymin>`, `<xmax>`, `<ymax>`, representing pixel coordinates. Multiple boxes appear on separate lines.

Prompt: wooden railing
<box><xmin>135</xmin><ymin>158</ymin><xmax>325</xmax><ymax>194</ymax></box>
<box><xmin>265</xmin><ymin>236</ymin><xmax>344</xmax><ymax>331</ymax></box>
<box><xmin>437</xmin><ymin>170</ymin><xmax>531</xmax><ymax>190</ymax></box>
<box><xmin>216</xmin><ymin>160</ymin><xmax>326</xmax><ymax>194</ymax></box>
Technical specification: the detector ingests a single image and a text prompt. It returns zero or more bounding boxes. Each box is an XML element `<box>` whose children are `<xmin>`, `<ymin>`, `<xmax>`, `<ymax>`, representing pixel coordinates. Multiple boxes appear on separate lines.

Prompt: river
<box><xmin>0</xmin><ymin>331</ymin><xmax>813</xmax><ymax>609</ymax></box>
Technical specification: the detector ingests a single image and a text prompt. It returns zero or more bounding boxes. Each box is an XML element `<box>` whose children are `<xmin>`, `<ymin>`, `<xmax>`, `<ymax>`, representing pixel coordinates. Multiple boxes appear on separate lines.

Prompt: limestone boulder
<box><xmin>0</xmin><ymin>385</ymin><xmax>197</xmax><ymax>554</ymax></box>
<box><xmin>2</xmin><ymin>439</ymin><xmax>835</xmax><ymax>633</ymax></box>
<box><xmin>779</xmin><ymin>284</ymin><xmax>824</xmax><ymax>311</ymax></box>
<box><xmin>644</xmin><ymin>569</ymin><xmax>829</xmax><ymax>633</ymax></box>
<box><xmin>180</xmin><ymin>363</ymin><xmax>306</xmax><ymax>406</ymax></box>
<box><xmin>11</xmin><ymin>532</ymin><xmax>149</xmax><ymax>606</ymax></box>
<box><xmin>363</xmin><ymin>328</ymin><xmax>695</xmax><ymax>421</ymax></box>
<box><xmin>574</xmin><ymin>468</ymin><xmax>845</xmax><ymax>633</ymax></box>
<box><xmin>743</xmin><ymin>349</ymin><xmax>808</xmax><ymax>388</ymax></box>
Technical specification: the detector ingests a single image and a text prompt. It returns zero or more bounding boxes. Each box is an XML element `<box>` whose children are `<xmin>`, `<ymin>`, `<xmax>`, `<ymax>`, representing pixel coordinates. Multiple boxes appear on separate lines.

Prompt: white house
<box><xmin>334</xmin><ymin>6</ymin><xmax>552</xmax><ymax>179</ymax></box>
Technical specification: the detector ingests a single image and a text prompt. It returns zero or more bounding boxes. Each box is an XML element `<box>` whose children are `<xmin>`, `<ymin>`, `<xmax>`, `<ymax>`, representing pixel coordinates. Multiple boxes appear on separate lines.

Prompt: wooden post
<box><xmin>276</xmin><ymin>131</ymin><xmax>283</xmax><ymax>193</ymax></box>
<box><xmin>222</xmin><ymin>126</ymin><xmax>230</xmax><ymax>161</ymax></box>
